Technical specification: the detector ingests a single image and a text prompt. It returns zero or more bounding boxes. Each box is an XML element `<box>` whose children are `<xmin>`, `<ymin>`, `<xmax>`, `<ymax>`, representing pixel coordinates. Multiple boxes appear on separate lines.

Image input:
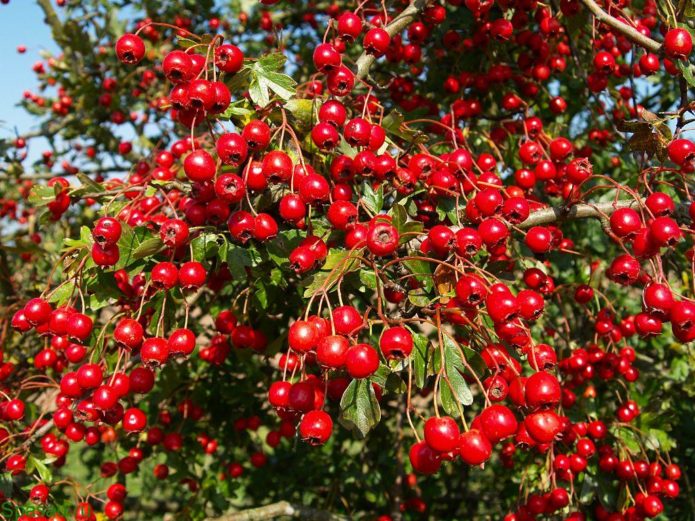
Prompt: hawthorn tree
<box><xmin>0</xmin><ymin>0</ymin><xmax>694</xmax><ymax>519</ymax></box>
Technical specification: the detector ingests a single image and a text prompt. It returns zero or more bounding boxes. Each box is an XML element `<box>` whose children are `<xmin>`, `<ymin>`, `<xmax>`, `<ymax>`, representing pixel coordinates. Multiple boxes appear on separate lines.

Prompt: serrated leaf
<box><xmin>359</xmin><ymin>270</ymin><xmax>377</xmax><ymax>289</ymax></box>
<box><xmin>411</xmin><ymin>332</ymin><xmax>431</xmax><ymax>388</ymax></box>
<box><xmin>27</xmin><ymin>456</ymin><xmax>52</xmax><ymax>482</ymax></box>
<box><xmin>402</xmin><ymin>259</ymin><xmax>433</xmax><ymax>293</ymax></box>
<box><xmin>610</xmin><ymin>425</ymin><xmax>641</xmax><ymax>454</ymax></box>
<box><xmin>248</xmin><ymin>56</ymin><xmax>297</xmax><ymax>107</ymax></box>
<box><xmin>48</xmin><ymin>281</ymin><xmax>76</xmax><ymax>306</ymax></box>
<box><xmin>381</xmin><ymin>109</ymin><xmax>428</xmax><ymax>144</ymax></box>
<box><xmin>284</xmin><ymin>99</ymin><xmax>319</xmax><ymax>126</ymax></box>
<box><xmin>219</xmin><ymin>99</ymin><xmax>255</xmax><ymax>124</ymax></box>
<box><xmin>71</xmin><ymin>172</ymin><xmax>105</xmax><ymax>196</ymax></box>
<box><xmin>260</xmin><ymin>71</ymin><xmax>296</xmax><ymax>100</ymax></box>
<box><xmin>677</xmin><ymin>60</ymin><xmax>695</xmax><ymax>88</ymax></box>
<box><xmin>249</xmin><ymin>76</ymin><xmax>269</xmax><ymax>107</ymax></box>
<box><xmin>191</xmin><ymin>233</ymin><xmax>220</xmax><ymax>262</ymax></box>
<box><xmin>253</xmin><ymin>280</ymin><xmax>269</xmax><ymax>310</ymax></box>
<box><xmin>338</xmin><ymin>137</ymin><xmax>358</xmax><ymax>158</ymax></box>
<box><xmin>132</xmin><ymin>237</ymin><xmax>165</xmax><ymax>260</ymax></box>
<box><xmin>439</xmin><ymin>335</ymin><xmax>473</xmax><ymax>412</ymax></box>
<box><xmin>390</xmin><ymin>203</ymin><xmax>408</xmax><ymax>233</ymax></box>
<box><xmin>258</xmin><ymin>52</ymin><xmax>287</xmax><ymax>71</ymax></box>
<box><xmin>340</xmin><ymin>379</ymin><xmax>381</xmax><ymax>437</ymax></box>
<box><xmin>86</xmin><ymin>271</ymin><xmax>122</xmax><ymax>311</ymax></box>
<box><xmin>266</xmin><ymin>229</ymin><xmax>302</xmax><ymax>268</ymax></box>
<box><xmin>302</xmin><ymin>250</ymin><xmax>359</xmax><ymax>297</ymax></box>
<box><xmin>227</xmin><ymin>67</ymin><xmax>252</xmax><ymax>94</ymax></box>
<box><xmin>361</xmin><ymin>181</ymin><xmax>384</xmax><ymax>215</ymax></box>
<box><xmin>226</xmin><ymin>243</ymin><xmax>256</xmax><ymax>279</ymax></box>
<box><xmin>645</xmin><ymin>428</ymin><xmax>676</xmax><ymax>451</ymax></box>
<box><xmin>28</xmin><ymin>185</ymin><xmax>58</xmax><ymax>207</ymax></box>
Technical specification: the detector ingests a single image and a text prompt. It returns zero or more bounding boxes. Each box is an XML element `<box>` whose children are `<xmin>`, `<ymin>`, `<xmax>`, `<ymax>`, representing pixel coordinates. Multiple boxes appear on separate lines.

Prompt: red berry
<box><xmin>424</xmin><ymin>416</ymin><xmax>460</xmax><ymax>453</ymax></box>
<box><xmin>115</xmin><ymin>33</ymin><xmax>145</xmax><ymax>65</ymax></box>
<box><xmin>299</xmin><ymin>410</ymin><xmax>333</xmax><ymax>445</ymax></box>
<box><xmin>664</xmin><ymin>28</ymin><xmax>693</xmax><ymax>60</ymax></box>
<box><xmin>459</xmin><ymin>429</ymin><xmax>492</xmax><ymax>465</ymax></box>
<box><xmin>122</xmin><ymin>407</ymin><xmax>147</xmax><ymax>432</ymax></box>
<box><xmin>379</xmin><ymin>327</ymin><xmax>414</xmax><ymax>359</ymax></box>
<box><xmin>345</xmin><ymin>343</ymin><xmax>379</xmax><ymax>379</ymax></box>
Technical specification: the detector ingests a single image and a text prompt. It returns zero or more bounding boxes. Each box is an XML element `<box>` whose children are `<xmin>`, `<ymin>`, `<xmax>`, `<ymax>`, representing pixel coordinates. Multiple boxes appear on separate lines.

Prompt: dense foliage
<box><xmin>0</xmin><ymin>0</ymin><xmax>694</xmax><ymax>520</ymax></box>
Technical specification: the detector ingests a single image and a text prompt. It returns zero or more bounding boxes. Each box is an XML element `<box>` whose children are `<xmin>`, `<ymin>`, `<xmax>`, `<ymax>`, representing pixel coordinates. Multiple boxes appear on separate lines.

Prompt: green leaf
<box><xmin>610</xmin><ymin>425</ymin><xmax>641</xmax><ymax>454</ymax></box>
<box><xmin>340</xmin><ymin>379</ymin><xmax>381</xmax><ymax>437</ymax></box>
<box><xmin>247</xmin><ymin>54</ymin><xmax>297</xmax><ymax>107</ymax></box>
<box><xmin>438</xmin><ymin>335</ymin><xmax>473</xmax><ymax>414</ymax></box>
<box><xmin>253</xmin><ymin>279</ymin><xmax>269</xmax><ymax>310</ymax></box>
<box><xmin>359</xmin><ymin>270</ymin><xmax>377</xmax><ymax>289</ymax></box>
<box><xmin>219</xmin><ymin>99</ymin><xmax>255</xmax><ymax>125</ymax></box>
<box><xmin>401</xmin><ymin>259</ymin><xmax>433</xmax><ymax>292</ymax></box>
<box><xmin>302</xmin><ymin>249</ymin><xmax>360</xmax><ymax>297</ymax></box>
<box><xmin>677</xmin><ymin>60</ymin><xmax>695</xmax><ymax>89</ymax></box>
<box><xmin>86</xmin><ymin>271</ymin><xmax>123</xmax><ymax>311</ymax></box>
<box><xmin>258</xmin><ymin>52</ymin><xmax>287</xmax><ymax>71</ymax></box>
<box><xmin>381</xmin><ymin>109</ymin><xmax>428</xmax><ymax>144</ymax></box>
<box><xmin>390</xmin><ymin>203</ymin><xmax>407</xmax><ymax>232</ymax></box>
<box><xmin>227</xmin><ymin>67</ymin><xmax>252</xmax><ymax>95</ymax></box>
<box><xmin>48</xmin><ymin>281</ymin><xmax>76</xmax><ymax>306</ymax></box>
<box><xmin>260</xmin><ymin>71</ymin><xmax>296</xmax><ymax>100</ymax></box>
<box><xmin>411</xmin><ymin>332</ymin><xmax>431</xmax><ymax>389</ymax></box>
<box><xmin>436</xmin><ymin>197</ymin><xmax>459</xmax><ymax>224</ymax></box>
<box><xmin>226</xmin><ymin>244</ymin><xmax>256</xmax><ymax>279</ymax></box>
<box><xmin>685</xmin><ymin>0</ymin><xmax>695</xmax><ymax>18</ymax></box>
<box><xmin>645</xmin><ymin>428</ymin><xmax>676</xmax><ymax>452</ymax></box>
<box><xmin>338</xmin><ymin>137</ymin><xmax>358</xmax><ymax>158</ymax></box>
<box><xmin>266</xmin><ymin>229</ymin><xmax>302</xmax><ymax>268</ymax></box>
<box><xmin>132</xmin><ymin>237</ymin><xmax>165</xmax><ymax>260</ymax></box>
<box><xmin>361</xmin><ymin>181</ymin><xmax>384</xmax><ymax>215</ymax></box>
<box><xmin>191</xmin><ymin>233</ymin><xmax>220</xmax><ymax>262</ymax></box>
<box><xmin>284</xmin><ymin>99</ymin><xmax>319</xmax><ymax>127</ymax></box>
<box><xmin>248</xmin><ymin>76</ymin><xmax>270</xmax><ymax>107</ymax></box>
<box><xmin>578</xmin><ymin>471</ymin><xmax>596</xmax><ymax>504</ymax></box>
<box><xmin>28</xmin><ymin>185</ymin><xmax>58</xmax><ymax>208</ymax></box>
<box><xmin>70</xmin><ymin>172</ymin><xmax>105</xmax><ymax>197</ymax></box>
<box><xmin>27</xmin><ymin>455</ymin><xmax>52</xmax><ymax>483</ymax></box>
<box><xmin>0</xmin><ymin>473</ymin><xmax>12</xmax><ymax>498</ymax></box>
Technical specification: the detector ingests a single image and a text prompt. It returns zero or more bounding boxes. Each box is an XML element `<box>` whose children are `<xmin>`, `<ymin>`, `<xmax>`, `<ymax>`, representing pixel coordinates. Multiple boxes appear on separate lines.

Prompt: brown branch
<box><xmin>517</xmin><ymin>199</ymin><xmax>640</xmax><ymax>229</ymax></box>
<box><xmin>355</xmin><ymin>0</ymin><xmax>429</xmax><ymax>80</ymax></box>
<box><xmin>580</xmin><ymin>0</ymin><xmax>661</xmax><ymax>54</ymax></box>
<box><xmin>205</xmin><ymin>501</ymin><xmax>347</xmax><ymax>521</ymax></box>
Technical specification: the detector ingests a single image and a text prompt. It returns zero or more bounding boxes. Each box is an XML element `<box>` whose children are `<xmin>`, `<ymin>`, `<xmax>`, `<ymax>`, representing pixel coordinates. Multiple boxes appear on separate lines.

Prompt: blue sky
<box><xmin>0</xmin><ymin>1</ymin><xmax>57</xmax><ymax>142</ymax></box>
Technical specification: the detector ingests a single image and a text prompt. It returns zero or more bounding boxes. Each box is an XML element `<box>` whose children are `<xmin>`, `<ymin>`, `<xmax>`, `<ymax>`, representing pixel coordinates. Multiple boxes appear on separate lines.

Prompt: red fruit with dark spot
<box><xmin>379</xmin><ymin>327</ymin><xmax>413</xmax><ymax>359</ymax></box>
<box><xmin>367</xmin><ymin>221</ymin><xmax>399</xmax><ymax>256</ymax></box>
<box><xmin>115</xmin><ymin>34</ymin><xmax>145</xmax><ymax>65</ymax></box>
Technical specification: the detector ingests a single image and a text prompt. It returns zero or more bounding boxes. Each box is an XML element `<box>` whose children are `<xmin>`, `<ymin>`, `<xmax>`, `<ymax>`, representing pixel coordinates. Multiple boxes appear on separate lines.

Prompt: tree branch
<box><xmin>580</xmin><ymin>0</ymin><xmax>661</xmax><ymax>54</ymax></box>
<box><xmin>36</xmin><ymin>0</ymin><xmax>64</xmax><ymax>42</ymax></box>
<box><xmin>518</xmin><ymin>199</ymin><xmax>639</xmax><ymax>229</ymax></box>
<box><xmin>355</xmin><ymin>0</ymin><xmax>429</xmax><ymax>80</ymax></box>
<box><xmin>205</xmin><ymin>501</ymin><xmax>347</xmax><ymax>521</ymax></box>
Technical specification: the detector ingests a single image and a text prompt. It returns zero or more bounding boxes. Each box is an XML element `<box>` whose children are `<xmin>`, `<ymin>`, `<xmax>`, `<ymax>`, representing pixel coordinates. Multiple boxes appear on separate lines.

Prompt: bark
<box><xmin>580</xmin><ymin>0</ymin><xmax>661</xmax><ymax>53</ymax></box>
<box><xmin>355</xmin><ymin>0</ymin><xmax>429</xmax><ymax>80</ymax></box>
<box><xmin>205</xmin><ymin>501</ymin><xmax>348</xmax><ymax>521</ymax></box>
